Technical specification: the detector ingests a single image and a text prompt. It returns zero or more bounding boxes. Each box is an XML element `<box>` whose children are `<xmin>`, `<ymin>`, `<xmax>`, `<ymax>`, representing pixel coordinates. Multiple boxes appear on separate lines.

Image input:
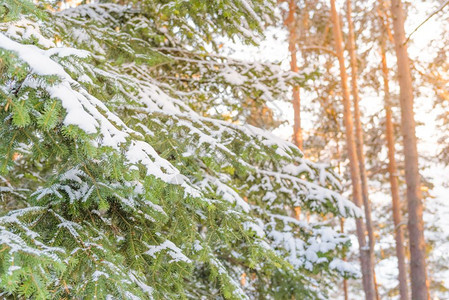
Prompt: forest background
<box><xmin>222</xmin><ymin>0</ymin><xmax>449</xmax><ymax>298</ymax></box>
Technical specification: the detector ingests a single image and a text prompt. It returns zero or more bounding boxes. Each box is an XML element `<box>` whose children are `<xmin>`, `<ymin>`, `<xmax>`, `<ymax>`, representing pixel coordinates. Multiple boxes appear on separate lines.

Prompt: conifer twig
<box><xmin>405</xmin><ymin>0</ymin><xmax>449</xmax><ymax>44</ymax></box>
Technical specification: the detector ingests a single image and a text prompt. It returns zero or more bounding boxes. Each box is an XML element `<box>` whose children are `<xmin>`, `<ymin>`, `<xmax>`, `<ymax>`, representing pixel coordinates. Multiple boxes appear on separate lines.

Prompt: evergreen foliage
<box><xmin>0</xmin><ymin>1</ymin><xmax>359</xmax><ymax>299</ymax></box>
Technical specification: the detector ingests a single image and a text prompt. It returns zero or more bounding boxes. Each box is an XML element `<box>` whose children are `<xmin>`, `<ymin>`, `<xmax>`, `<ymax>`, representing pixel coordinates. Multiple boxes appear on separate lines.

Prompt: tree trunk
<box><xmin>345</xmin><ymin>2</ymin><xmax>379</xmax><ymax>298</ymax></box>
<box><xmin>330</xmin><ymin>1</ymin><xmax>376</xmax><ymax>299</ymax></box>
<box><xmin>389</xmin><ymin>1</ymin><xmax>430</xmax><ymax>299</ymax></box>
<box><xmin>285</xmin><ymin>0</ymin><xmax>302</xmax><ymax>221</ymax></box>
<box><xmin>337</xmin><ymin>149</ymin><xmax>349</xmax><ymax>300</ymax></box>
<box><xmin>378</xmin><ymin>2</ymin><xmax>410</xmax><ymax>298</ymax></box>
<box><xmin>380</xmin><ymin>36</ymin><xmax>410</xmax><ymax>300</ymax></box>
<box><xmin>340</xmin><ymin>218</ymin><xmax>349</xmax><ymax>300</ymax></box>
<box><xmin>286</xmin><ymin>0</ymin><xmax>303</xmax><ymax>150</ymax></box>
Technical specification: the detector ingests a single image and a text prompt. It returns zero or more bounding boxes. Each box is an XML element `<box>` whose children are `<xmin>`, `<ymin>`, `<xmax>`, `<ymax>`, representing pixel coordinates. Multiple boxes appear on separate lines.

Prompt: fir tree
<box><xmin>0</xmin><ymin>1</ymin><xmax>359</xmax><ymax>299</ymax></box>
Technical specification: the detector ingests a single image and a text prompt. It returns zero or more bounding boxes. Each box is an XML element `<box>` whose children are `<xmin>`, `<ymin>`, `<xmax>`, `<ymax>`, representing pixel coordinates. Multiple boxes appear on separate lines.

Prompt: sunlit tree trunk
<box><xmin>380</xmin><ymin>36</ymin><xmax>410</xmax><ymax>300</ymax></box>
<box><xmin>330</xmin><ymin>1</ymin><xmax>375</xmax><ymax>298</ymax></box>
<box><xmin>286</xmin><ymin>0</ymin><xmax>303</xmax><ymax>150</ymax></box>
<box><xmin>283</xmin><ymin>0</ymin><xmax>302</xmax><ymax>221</ymax></box>
<box><xmin>340</xmin><ymin>218</ymin><xmax>349</xmax><ymax>300</ymax></box>
<box><xmin>345</xmin><ymin>2</ymin><xmax>379</xmax><ymax>298</ymax></box>
<box><xmin>378</xmin><ymin>2</ymin><xmax>410</xmax><ymax>298</ymax></box>
<box><xmin>390</xmin><ymin>0</ymin><xmax>429</xmax><ymax>299</ymax></box>
<box><xmin>337</xmin><ymin>144</ymin><xmax>349</xmax><ymax>300</ymax></box>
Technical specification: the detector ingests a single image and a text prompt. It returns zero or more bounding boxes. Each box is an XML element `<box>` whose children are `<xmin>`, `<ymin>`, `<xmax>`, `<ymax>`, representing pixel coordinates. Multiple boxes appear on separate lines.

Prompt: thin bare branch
<box><xmin>405</xmin><ymin>0</ymin><xmax>449</xmax><ymax>44</ymax></box>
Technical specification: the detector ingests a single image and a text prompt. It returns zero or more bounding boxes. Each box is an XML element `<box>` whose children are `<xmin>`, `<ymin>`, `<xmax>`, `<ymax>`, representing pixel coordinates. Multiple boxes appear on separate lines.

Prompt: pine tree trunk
<box><xmin>330</xmin><ymin>1</ymin><xmax>375</xmax><ymax>299</ymax></box>
<box><xmin>345</xmin><ymin>2</ymin><xmax>379</xmax><ymax>298</ymax></box>
<box><xmin>337</xmin><ymin>145</ymin><xmax>349</xmax><ymax>300</ymax></box>
<box><xmin>389</xmin><ymin>1</ymin><xmax>429</xmax><ymax>299</ymax></box>
<box><xmin>340</xmin><ymin>218</ymin><xmax>349</xmax><ymax>300</ymax></box>
<box><xmin>286</xmin><ymin>0</ymin><xmax>303</xmax><ymax>150</ymax></box>
<box><xmin>380</xmin><ymin>35</ymin><xmax>410</xmax><ymax>299</ymax></box>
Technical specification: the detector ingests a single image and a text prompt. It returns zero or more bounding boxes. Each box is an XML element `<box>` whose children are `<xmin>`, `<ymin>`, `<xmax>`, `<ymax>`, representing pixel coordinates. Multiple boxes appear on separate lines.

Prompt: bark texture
<box><xmin>330</xmin><ymin>1</ymin><xmax>375</xmax><ymax>299</ymax></box>
<box><xmin>381</xmin><ymin>39</ymin><xmax>410</xmax><ymax>300</ymax></box>
<box><xmin>340</xmin><ymin>218</ymin><xmax>349</xmax><ymax>300</ymax></box>
<box><xmin>345</xmin><ymin>2</ymin><xmax>379</xmax><ymax>298</ymax></box>
<box><xmin>379</xmin><ymin>3</ymin><xmax>410</xmax><ymax>298</ymax></box>
<box><xmin>286</xmin><ymin>0</ymin><xmax>303</xmax><ymax>150</ymax></box>
<box><xmin>390</xmin><ymin>0</ymin><xmax>430</xmax><ymax>299</ymax></box>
